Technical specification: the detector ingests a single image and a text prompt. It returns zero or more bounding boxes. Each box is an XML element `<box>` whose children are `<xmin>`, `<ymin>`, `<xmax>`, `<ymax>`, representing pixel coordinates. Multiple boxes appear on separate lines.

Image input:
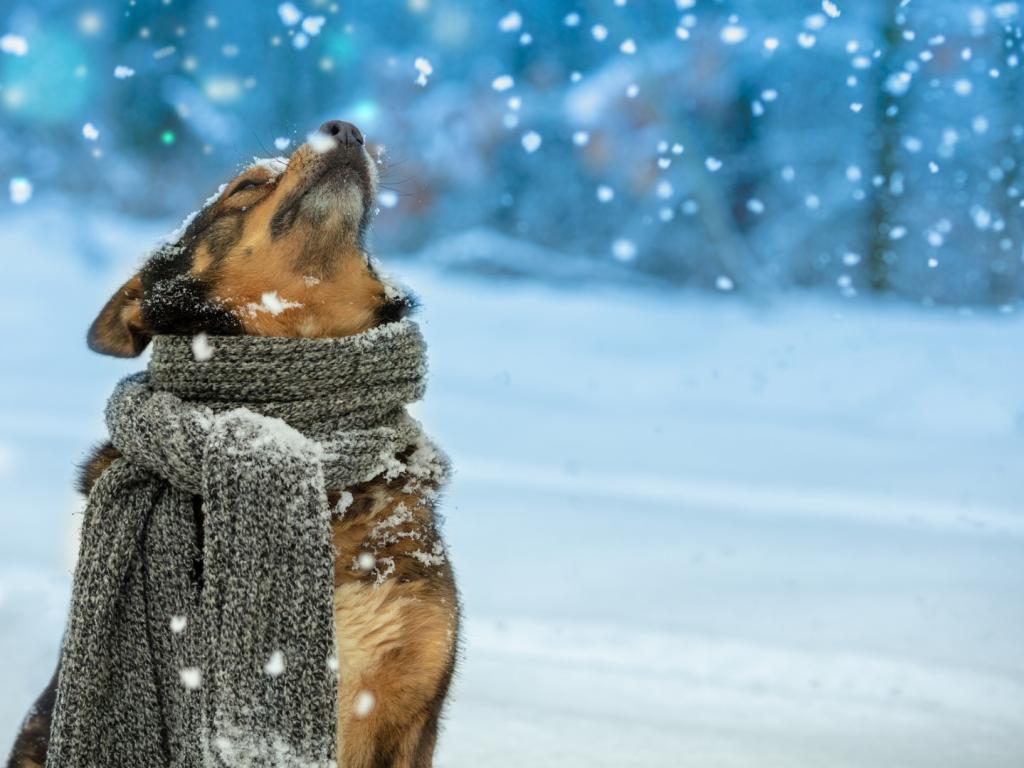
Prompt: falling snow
<box><xmin>353</xmin><ymin>690</ymin><xmax>375</xmax><ymax>718</ymax></box>
<box><xmin>191</xmin><ymin>333</ymin><xmax>214</xmax><ymax>362</ymax></box>
<box><xmin>264</xmin><ymin>650</ymin><xmax>286</xmax><ymax>677</ymax></box>
<box><xmin>8</xmin><ymin>178</ymin><xmax>32</xmax><ymax>205</ymax></box>
<box><xmin>520</xmin><ymin>131</ymin><xmax>542</xmax><ymax>153</ymax></box>
<box><xmin>498</xmin><ymin>11</ymin><xmax>522</xmax><ymax>33</ymax></box>
<box><xmin>0</xmin><ymin>34</ymin><xmax>28</xmax><ymax>56</ymax></box>
<box><xmin>491</xmin><ymin>75</ymin><xmax>514</xmax><ymax>92</ymax></box>
<box><xmin>277</xmin><ymin>2</ymin><xmax>302</xmax><ymax>26</ymax></box>
<box><xmin>179</xmin><ymin>667</ymin><xmax>202</xmax><ymax>690</ymax></box>
<box><xmin>414</xmin><ymin>56</ymin><xmax>433</xmax><ymax>86</ymax></box>
<box><xmin>611</xmin><ymin>238</ymin><xmax>636</xmax><ymax>262</ymax></box>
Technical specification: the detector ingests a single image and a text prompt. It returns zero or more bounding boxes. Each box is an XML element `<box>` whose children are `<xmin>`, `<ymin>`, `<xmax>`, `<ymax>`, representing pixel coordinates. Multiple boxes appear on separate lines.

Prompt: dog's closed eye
<box><xmin>230</xmin><ymin>179</ymin><xmax>268</xmax><ymax>196</ymax></box>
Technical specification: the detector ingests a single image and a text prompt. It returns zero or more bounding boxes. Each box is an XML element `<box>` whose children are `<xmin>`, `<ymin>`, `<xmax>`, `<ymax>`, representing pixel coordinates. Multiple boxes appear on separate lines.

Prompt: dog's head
<box><xmin>88</xmin><ymin>120</ymin><xmax>411</xmax><ymax>357</ymax></box>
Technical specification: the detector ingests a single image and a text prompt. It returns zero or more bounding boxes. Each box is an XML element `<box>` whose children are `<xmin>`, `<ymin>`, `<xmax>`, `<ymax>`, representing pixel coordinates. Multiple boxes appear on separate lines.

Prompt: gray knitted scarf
<box><xmin>48</xmin><ymin>319</ymin><xmax>444</xmax><ymax>768</ymax></box>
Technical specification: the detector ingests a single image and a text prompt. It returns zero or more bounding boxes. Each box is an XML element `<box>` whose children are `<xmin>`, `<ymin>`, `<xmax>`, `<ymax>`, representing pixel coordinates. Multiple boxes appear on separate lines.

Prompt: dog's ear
<box><xmin>87</xmin><ymin>274</ymin><xmax>152</xmax><ymax>357</ymax></box>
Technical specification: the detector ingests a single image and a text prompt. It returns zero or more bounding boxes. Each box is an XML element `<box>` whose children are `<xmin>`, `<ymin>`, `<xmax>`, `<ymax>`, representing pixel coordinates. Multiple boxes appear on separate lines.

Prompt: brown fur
<box><xmin>8</xmin><ymin>126</ymin><xmax>459</xmax><ymax>768</ymax></box>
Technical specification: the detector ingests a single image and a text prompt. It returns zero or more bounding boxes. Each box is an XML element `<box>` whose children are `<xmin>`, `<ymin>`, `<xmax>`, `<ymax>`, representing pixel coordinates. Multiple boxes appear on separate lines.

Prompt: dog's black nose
<box><xmin>318</xmin><ymin>120</ymin><xmax>364</xmax><ymax>146</ymax></box>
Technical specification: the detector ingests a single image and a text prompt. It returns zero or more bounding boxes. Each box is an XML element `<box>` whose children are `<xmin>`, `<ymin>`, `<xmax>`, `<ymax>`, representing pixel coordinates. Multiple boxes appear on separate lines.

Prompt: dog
<box><xmin>6</xmin><ymin>120</ymin><xmax>459</xmax><ymax>768</ymax></box>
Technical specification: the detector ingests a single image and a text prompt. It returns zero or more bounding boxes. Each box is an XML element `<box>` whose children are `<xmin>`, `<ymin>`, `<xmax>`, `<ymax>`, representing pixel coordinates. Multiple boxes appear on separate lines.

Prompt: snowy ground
<box><xmin>1</xmin><ymin>204</ymin><xmax>1023</xmax><ymax>766</ymax></box>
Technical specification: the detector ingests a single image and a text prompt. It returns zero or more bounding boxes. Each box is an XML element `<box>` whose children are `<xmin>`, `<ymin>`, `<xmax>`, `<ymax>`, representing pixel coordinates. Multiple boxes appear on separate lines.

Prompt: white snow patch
<box><xmin>179</xmin><ymin>667</ymin><xmax>202</xmax><ymax>689</ymax></box>
<box><xmin>191</xmin><ymin>333</ymin><xmax>215</xmax><ymax>362</ymax></box>
<box><xmin>306</xmin><ymin>131</ymin><xmax>337</xmax><ymax>153</ymax></box>
<box><xmin>249</xmin><ymin>156</ymin><xmax>288</xmax><ymax>177</ymax></box>
<box><xmin>251</xmin><ymin>291</ymin><xmax>302</xmax><ymax>316</ymax></box>
<box><xmin>170</xmin><ymin>615</ymin><xmax>188</xmax><ymax>633</ymax></box>
<box><xmin>264</xmin><ymin>650</ymin><xmax>286</xmax><ymax>677</ymax></box>
<box><xmin>353</xmin><ymin>690</ymin><xmax>375</xmax><ymax>717</ymax></box>
<box><xmin>357</xmin><ymin>552</ymin><xmax>376</xmax><ymax>571</ymax></box>
<box><xmin>334</xmin><ymin>490</ymin><xmax>354</xmax><ymax>514</ymax></box>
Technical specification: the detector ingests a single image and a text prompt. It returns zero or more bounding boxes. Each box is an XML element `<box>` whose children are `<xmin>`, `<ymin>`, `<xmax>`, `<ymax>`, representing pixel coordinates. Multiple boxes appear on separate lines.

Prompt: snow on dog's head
<box><xmin>87</xmin><ymin>120</ymin><xmax>412</xmax><ymax>357</ymax></box>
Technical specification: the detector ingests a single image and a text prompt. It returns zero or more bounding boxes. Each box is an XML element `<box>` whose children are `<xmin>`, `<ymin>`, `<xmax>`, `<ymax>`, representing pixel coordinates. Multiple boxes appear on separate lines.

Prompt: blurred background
<box><xmin>1</xmin><ymin>1</ymin><xmax>1023</xmax><ymax>766</ymax></box>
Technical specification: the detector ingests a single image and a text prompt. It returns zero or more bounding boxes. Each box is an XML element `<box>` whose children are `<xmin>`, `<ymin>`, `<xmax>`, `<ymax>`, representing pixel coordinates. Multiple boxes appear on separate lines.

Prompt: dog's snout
<box><xmin>318</xmin><ymin>120</ymin><xmax>364</xmax><ymax>146</ymax></box>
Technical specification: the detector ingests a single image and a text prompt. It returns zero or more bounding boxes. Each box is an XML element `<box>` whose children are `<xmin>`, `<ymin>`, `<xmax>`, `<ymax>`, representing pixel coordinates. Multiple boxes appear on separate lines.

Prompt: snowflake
<box><xmin>191</xmin><ymin>333</ymin><xmax>215</xmax><ymax>361</ymax></box>
<box><xmin>498</xmin><ymin>11</ymin><xmax>522</xmax><ymax>33</ymax></box>
<box><xmin>721</xmin><ymin>25</ymin><xmax>748</xmax><ymax>44</ymax></box>
<box><xmin>521</xmin><ymin>131</ymin><xmax>542</xmax><ymax>152</ymax></box>
<box><xmin>301</xmin><ymin>16</ymin><xmax>325</xmax><ymax>36</ymax></box>
<box><xmin>0</xmin><ymin>34</ymin><xmax>28</xmax><ymax>56</ymax></box>
<box><xmin>264</xmin><ymin>650</ymin><xmax>286</xmax><ymax>678</ymax></box>
<box><xmin>611</xmin><ymin>238</ymin><xmax>636</xmax><ymax>262</ymax></box>
<box><xmin>179</xmin><ymin>667</ymin><xmax>202</xmax><ymax>690</ymax></box>
<box><xmin>414</xmin><ymin>56</ymin><xmax>433</xmax><ymax>86</ymax></box>
<box><xmin>9</xmin><ymin>177</ymin><xmax>32</xmax><ymax>205</ymax></box>
<box><xmin>353</xmin><ymin>690</ymin><xmax>376</xmax><ymax>717</ymax></box>
<box><xmin>307</xmin><ymin>131</ymin><xmax>336</xmax><ymax>152</ymax></box>
<box><xmin>277</xmin><ymin>2</ymin><xmax>302</xmax><ymax>26</ymax></box>
<box><xmin>492</xmin><ymin>75</ymin><xmax>514</xmax><ymax>92</ymax></box>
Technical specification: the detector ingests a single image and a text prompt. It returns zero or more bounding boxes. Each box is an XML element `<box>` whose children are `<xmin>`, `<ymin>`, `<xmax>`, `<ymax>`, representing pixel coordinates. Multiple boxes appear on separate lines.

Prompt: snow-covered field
<box><xmin>1</xmin><ymin>205</ymin><xmax>1023</xmax><ymax>766</ymax></box>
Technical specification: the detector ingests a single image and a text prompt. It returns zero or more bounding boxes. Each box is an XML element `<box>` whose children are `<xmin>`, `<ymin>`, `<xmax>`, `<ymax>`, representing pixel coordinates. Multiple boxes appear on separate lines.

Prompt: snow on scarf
<box><xmin>47</xmin><ymin>319</ymin><xmax>445</xmax><ymax>768</ymax></box>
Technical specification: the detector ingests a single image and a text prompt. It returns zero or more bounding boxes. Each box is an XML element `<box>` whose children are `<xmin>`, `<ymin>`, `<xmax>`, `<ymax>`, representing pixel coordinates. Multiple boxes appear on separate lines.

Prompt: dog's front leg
<box><xmin>330</xmin><ymin>485</ymin><xmax>459</xmax><ymax>768</ymax></box>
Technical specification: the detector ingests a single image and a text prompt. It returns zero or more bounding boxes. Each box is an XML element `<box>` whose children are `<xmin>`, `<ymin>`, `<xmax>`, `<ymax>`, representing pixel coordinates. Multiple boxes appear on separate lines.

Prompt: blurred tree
<box><xmin>865</xmin><ymin>0</ymin><xmax>903</xmax><ymax>294</ymax></box>
<box><xmin>993</xmin><ymin>22</ymin><xmax>1023</xmax><ymax>304</ymax></box>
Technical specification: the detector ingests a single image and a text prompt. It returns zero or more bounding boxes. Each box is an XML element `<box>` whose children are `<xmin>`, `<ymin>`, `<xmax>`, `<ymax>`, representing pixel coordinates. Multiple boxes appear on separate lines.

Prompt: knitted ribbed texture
<box><xmin>47</xmin><ymin>319</ymin><xmax>447</xmax><ymax>768</ymax></box>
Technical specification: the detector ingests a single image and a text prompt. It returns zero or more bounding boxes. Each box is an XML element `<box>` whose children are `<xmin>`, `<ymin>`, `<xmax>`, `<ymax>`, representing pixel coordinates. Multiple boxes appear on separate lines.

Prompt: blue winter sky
<box><xmin>2</xmin><ymin>2</ymin><xmax>1024</xmax><ymax>766</ymax></box>
<box><xmin>3</xmin><ymin>0</ymin><xmax>1024</xmax><ymax>302</ymax></box>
